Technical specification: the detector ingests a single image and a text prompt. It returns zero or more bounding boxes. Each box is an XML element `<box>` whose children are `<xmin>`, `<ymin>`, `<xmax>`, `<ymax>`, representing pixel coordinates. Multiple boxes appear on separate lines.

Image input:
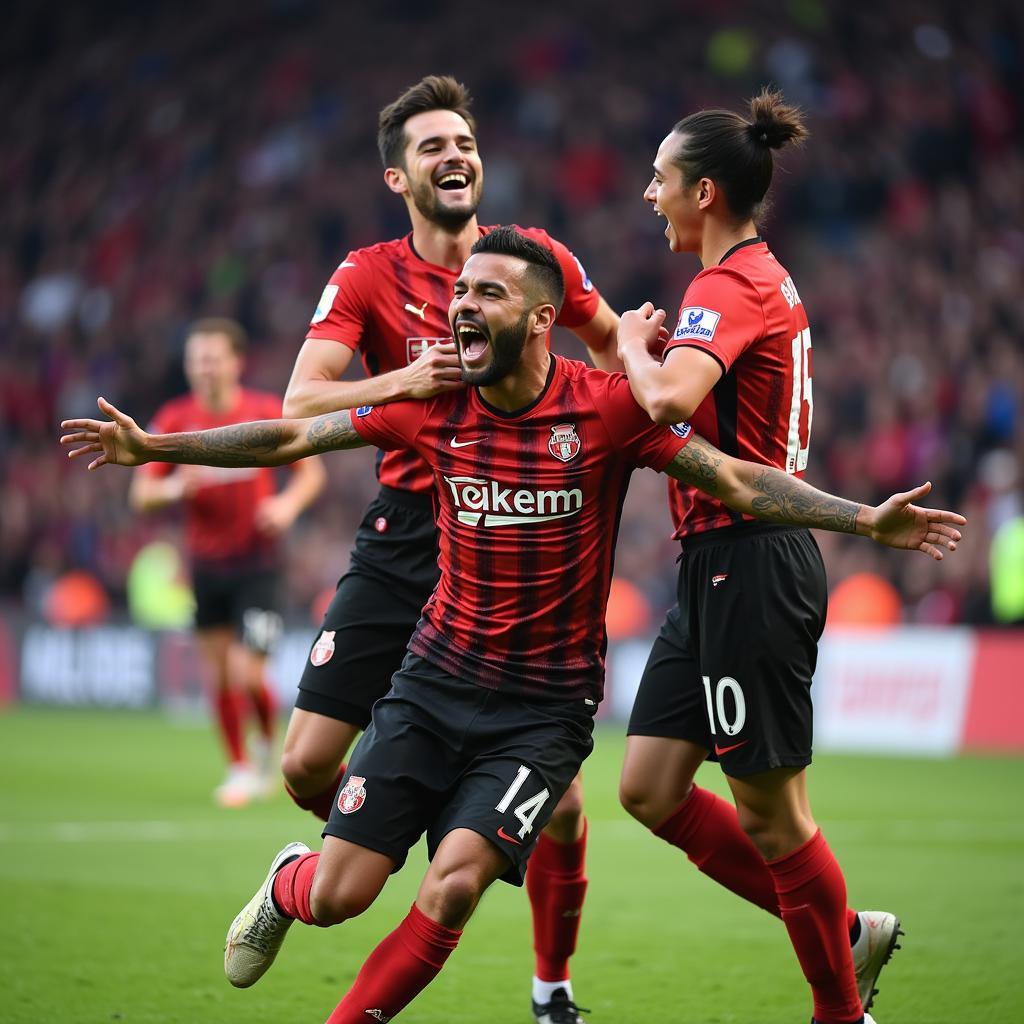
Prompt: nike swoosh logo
<box><xmin>450</xmin><ymin>437</ymin><xmax>483</xmax><ymax>448</ymax></box>
<box><xmin>714</xmin><ymin>740</ymin><xmax>749</xmax><ymax>756</ymax></box>
<box><xmin>496</xmin><ymin>826</ymin><xmax>522</xmax><ymax>845</ymax></box>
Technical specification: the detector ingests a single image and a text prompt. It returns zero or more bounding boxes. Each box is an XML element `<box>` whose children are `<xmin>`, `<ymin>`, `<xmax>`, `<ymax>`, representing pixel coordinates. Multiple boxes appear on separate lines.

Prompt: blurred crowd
<box><xmin>2</xmin><ymin>0</ymin><xmax>1022</xmax><ymax>629</ymax></box>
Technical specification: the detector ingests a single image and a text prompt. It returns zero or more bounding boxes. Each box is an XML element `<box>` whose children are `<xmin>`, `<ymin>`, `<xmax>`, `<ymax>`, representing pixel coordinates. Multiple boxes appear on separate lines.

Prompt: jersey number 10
<box><xmin>786</xmin><ymin>327</ymin><xmax>814</xmax><ymax>474</ymax></box>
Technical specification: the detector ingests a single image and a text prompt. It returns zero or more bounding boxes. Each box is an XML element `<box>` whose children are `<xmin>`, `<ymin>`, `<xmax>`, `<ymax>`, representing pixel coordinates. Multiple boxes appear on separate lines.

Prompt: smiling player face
<box><xmin>449</xmin><ymin>253</ymin><xmax>540</xmax><ymax>387</ymax></box>
<box><xmin>398</xmin><ymin>109</ymin><xmax>484</xmax><ymax>229</ymax></box>
<box><xmin>644</xmin><ymin>132</ymin><xmax>702</xmax><ymax>254</ymax></box>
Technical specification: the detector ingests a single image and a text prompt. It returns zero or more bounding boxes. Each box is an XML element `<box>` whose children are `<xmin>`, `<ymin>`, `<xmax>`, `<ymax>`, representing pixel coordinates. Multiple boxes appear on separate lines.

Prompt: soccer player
<box><xmin>617</xmin><ymin>91</ymin><xmax>900</xmax><ymax>1023</ymax></box>
<box><xmin>280</xmin><ymin>75</ymin><xmax>619</xmax><ymax>1022</ymax></box>
<box><xmin>129</xmin><ymin>318</ymin><xmax>325</xmax><ymax>806</ymax></box>
<box><xmin>62</xmin><ymin>228</ymin><xmax>964</xmax><ymax>1024</ymax></box>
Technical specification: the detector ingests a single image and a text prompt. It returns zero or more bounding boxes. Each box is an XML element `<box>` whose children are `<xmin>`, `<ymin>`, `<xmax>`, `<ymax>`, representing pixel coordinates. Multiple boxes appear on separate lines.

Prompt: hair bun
<box><xmin>747</xmin><ymin>88</ymin><xmax>808</xmax><ymax>151</ymax></box>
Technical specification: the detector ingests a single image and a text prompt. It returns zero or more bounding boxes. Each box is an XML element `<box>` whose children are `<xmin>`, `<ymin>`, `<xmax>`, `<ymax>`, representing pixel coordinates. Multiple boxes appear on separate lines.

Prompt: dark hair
<box><xmin>186</xmin><ymin>317</ymin><xmax>248</xmax><ymax>355</ymax></box>
<box><xmin>377</xmin><ymin>75</ymin><xmax>476</xmax><ymax>168</ymax></box>
<box><xmin>470</xmin><ymin>227</ymin><xmax>565</xmax><ymax>311</ymax></box>
<box><xmin>670</xmin><ymin>87</ymin><xmax>807</xmax><ymax>222</ymax></box>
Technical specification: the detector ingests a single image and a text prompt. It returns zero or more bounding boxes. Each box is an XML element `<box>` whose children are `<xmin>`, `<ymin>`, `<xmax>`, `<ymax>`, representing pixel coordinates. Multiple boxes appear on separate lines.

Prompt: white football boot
<box><xmin>214</xmin><ymin>763</ymin><xmax>258</xmax><ymax>808</ymax></box>
<box><xmin>852</xmin><ymin>910</ymin><xmax>903</xmax><ymax>1011</ymax></box>
<box><xmin>224</xmin><ymin>841</ymin><xmax>310</xmax><ymax>987</ymax></box>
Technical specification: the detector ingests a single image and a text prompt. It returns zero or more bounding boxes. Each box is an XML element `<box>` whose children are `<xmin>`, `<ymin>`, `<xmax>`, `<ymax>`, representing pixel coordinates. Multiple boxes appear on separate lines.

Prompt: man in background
<box><xmin>130</xmin><ymin>317</ymin><xmax>325</xmax><ymax>806</ymax></box>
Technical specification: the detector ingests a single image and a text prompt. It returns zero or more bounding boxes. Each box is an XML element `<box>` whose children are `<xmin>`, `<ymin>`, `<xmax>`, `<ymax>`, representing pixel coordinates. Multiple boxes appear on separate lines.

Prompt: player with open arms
<box><xmin>129</xmin><ymin>318</ymin><xmax>325</xmax><ymax>806</ymax></box>
<box><xmin>63</xmin><ymin>229</ymin><xmax>964</xmax><ymax>1024</ymax></box>
<box><xmin>617</xmin><ymin>91</ymin><xmax>900</xmax><ymax>1023</ymax></box>
<box><xmin>282</xmin><ymin>76</ymin><xmax>620</xmax><ymax>1023</ymax></box>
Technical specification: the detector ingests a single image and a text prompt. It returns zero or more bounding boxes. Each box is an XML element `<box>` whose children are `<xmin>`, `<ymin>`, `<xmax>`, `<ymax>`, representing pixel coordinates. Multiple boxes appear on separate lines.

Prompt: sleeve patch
<box><xmin>670</xmin><ymin>422</ymin><xmax>692</xmax><ymax>439</ymax></box>
<box><xmin>311</xmin><ymin>284</ymin><xmax>339</xmax><ymax>324</ymax></box>
<box><xmin>572</xmin><ymin>255</ymin><xmax>594</xmax><ymax>293</ymax></box>
<box><xmin>673</xmin><ymin>306</ymin><xmax>721</xmax><ymax>342</ymax></box>
<box><xmin>355</xmin><ymin>405</ymin><xmax>373</xmax><ymax>417</ymax></box>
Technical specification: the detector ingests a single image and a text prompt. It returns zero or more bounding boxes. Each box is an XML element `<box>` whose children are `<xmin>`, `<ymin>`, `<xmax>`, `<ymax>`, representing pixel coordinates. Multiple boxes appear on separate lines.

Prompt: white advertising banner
<box><xmin>813</xmin><ymin>628</ymin><xmax>975</xmax><ymax>755</ymax></box>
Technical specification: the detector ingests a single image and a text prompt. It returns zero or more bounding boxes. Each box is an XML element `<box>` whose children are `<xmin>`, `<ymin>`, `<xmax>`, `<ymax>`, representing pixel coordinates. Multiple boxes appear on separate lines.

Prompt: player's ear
<box><xmin>530</xmin><ymin>303</ymin><xmax>556</xmax><ymax>336</ymax></box>
<box><xmin>697</xmin><ymin>177</ymin><xmax>715</xmax><ymax>210</ymax></box>
<box><xmin>384</xmin><ymin>166</ymin><xmax>408</xmax><ymax>196</ymax></box>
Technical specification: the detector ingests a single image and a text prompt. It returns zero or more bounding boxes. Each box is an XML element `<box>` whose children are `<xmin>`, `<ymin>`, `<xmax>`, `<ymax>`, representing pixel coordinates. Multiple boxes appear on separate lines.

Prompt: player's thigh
<box><xmin>429</xmin><ymin>696</ymin><xmax>595</xmax><ymax>887</ymax></box>
<box><xmin>417</xmin><ymin>828</ymin><xmax>509</xmax><ymax>929</ymax></box>
<box><xmin>295</xmin><ymin>568</ymin><xmax>428</xmax><ymax>731</ymax></box>
<box><xmin>320</xmin><ymin>662</ymin><xmax>475</xmax><ymax>874</ymax></box>
<box><xmin>281</xmin><ymin>707</ymin><xmax>362</xmax><ymax>778</ymax></box>
<box><xmin>310</xmin><ymin>834</ymin><xmax>396</xmax><ymax>923</ymax></box>
<box><xmin>690</xmin><ymin>527</ymin><xmax>827</xmax><ymax>780</ymax></box>
<box><xmin>543</xmin><ymin>772</ymin><xmax>585</xmax><ymax>842</ymax></box>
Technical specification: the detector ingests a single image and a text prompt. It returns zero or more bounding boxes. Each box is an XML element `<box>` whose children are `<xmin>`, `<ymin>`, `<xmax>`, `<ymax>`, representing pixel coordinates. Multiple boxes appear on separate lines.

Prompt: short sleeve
<box><xmin>596</xmin><ymin>373</ymin><xmax>693</xmax><ymax>470</ymax></box>
<box><xmin>350</xmin><ymin>399</ymin><xmax>431</xmax><ymax>454</ymax></box>
<box><xmin>519</xmin><ymin>227</ymin><xmax>601</xmax><ymax>329</ymax></box>
<box><xmin>305</xmin><ymin>252</ymin><xmax>373</xmax><ymax>350</ymax></box>
<box><xmin>664</xmin><ymin>267</ymin><xmax>765</xmax><ymax>376</ymax></box>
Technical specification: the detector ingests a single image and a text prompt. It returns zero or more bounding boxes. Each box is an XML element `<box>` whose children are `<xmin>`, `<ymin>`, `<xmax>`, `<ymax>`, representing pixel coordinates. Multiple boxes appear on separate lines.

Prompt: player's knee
<box><xmin>307</xmin><ymin>875</ymin><xmax>375</xmax><ymax>925</ymax></box>
<box><xmin>421</xmin><ymin>865</ymin><xmax>488</xmax><ymax>928</ymax></box>
<box><xmin>618</xmin><ymin>774</ymin><xmax>663</xmax><ymax>829</ymax></box>
<box><xmin>279</xmin><ymin>745</ymin><xmax>335</xmax><ymax>795</ymax></box>
<box><xmin>545</xmin><ymin>782</ymin><xmax>584</xmax><ymax>839</ymax></box>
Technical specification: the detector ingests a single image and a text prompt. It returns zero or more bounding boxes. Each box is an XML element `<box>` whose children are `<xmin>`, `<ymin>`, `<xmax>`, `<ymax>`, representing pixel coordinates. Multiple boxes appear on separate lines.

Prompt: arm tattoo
<box><xmin>749</xmin><ymin>468</ymin><xmax>860</xmax><ymax>533</ymax></box>
<box><xmin>305</xmin><ymin>409</ymin><xmax>363</xmax><ymax>451</ymax></box>
<box><xmin>666</xmin><ymin>435</ymin><xmax>723</xmax><ymax>495</ymax></box>
<box><xmin>157</xmin><ymin>422</ymin><xmax>290</xmax><ymax>467</ymax></box>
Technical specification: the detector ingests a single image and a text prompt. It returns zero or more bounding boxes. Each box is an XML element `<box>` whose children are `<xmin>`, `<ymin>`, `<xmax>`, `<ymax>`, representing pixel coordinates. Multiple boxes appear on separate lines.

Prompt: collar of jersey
<box><xmin>718</xmin><ymin>235</ymin><xmax>763</xmax><ymax>265</ymax></box>
<box><xmin>474</xmin><ymin>353</ymin><xmax>558</xmax><ymax>419</ymax></box>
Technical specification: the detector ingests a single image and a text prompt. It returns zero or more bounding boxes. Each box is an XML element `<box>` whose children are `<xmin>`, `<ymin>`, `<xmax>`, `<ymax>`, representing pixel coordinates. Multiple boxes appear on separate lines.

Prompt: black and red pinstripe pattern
<box><xmin>351</xmin><ymin>357</ymin><xmax>689</xmax><ymax>703</ymax></box>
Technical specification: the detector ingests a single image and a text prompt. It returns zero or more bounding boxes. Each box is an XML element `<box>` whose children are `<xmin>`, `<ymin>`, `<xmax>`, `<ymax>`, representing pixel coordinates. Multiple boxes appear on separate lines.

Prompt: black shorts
<box><xmin>191</xmin><ymin>560</ymin><xmax>283</xmax><ymax>655</ymax></box>
<box><xmin>628</xmin><ymin>522</ymin><xmax>827</xmax><ymax>778</ymax></box>
<box><xmin>323</xmin><ymin>654</ymin><xmax>595</xmax><ymax>885</ymax></box>
<box><xmin>295</xmin><ymin>487</ymin><xmax>440</xmax><ymax>728</ymax></box>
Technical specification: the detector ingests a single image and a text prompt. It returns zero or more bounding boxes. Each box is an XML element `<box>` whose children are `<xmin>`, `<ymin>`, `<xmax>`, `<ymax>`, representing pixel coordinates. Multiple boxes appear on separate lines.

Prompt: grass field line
<box><xmin>2</xmin><ymin>816</ymin><xmax>1023</xmax><ymax>844</ymax></box>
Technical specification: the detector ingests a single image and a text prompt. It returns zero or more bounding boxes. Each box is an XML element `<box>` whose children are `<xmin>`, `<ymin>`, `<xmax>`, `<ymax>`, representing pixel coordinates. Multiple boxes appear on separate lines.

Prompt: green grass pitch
<box><xmin>2</xmin><ymin>708</ymin><xmax>1022</xmax><ymax>1023</ymax></box>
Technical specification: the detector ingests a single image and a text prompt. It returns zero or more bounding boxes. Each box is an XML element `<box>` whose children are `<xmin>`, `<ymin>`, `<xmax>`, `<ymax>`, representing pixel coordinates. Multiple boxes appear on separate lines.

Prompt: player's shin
<box><xmin>323</xmin><ymin>904</ymin><xmax>461</xmax><ymax>1024</ymax></box>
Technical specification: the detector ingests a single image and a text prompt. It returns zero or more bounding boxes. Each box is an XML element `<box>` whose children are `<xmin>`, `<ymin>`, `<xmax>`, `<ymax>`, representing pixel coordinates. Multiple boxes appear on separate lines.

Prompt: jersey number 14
<box><xmin>786</xmin><ymin>327</ymin><xmax>814</xmax><ymax>474</ymax></box>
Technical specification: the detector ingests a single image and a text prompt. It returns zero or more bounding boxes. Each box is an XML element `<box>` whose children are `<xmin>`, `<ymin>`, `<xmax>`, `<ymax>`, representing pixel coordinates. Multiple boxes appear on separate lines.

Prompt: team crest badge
<box><xmin>406</xmin><ymin>337</ymin><xmax>449</xmax><ymax>363</ymax></box>
<box><xmin>548</xmin><ymin>423</ymin><xmax>581</xmax><ymax>463</ymax></box>
<box><xmin>310</xmin><ymin>630</ymin><xmax>336</xmax><ymax>667</ymax></box>
<box><xmin>338</xmin><ymin>775</ymin><xmax>367</xmax><ymax>814</ymax></box>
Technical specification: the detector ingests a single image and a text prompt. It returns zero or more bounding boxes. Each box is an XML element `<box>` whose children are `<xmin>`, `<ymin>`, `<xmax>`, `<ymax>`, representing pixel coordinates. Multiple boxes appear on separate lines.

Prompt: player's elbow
<box><xmin>281</xmin><ymin>391</ymin><xmax>309</xmax><ymax>419</ymax></box>
<box><xmin>646</xmin><ymin>393</ymin><xmax>697</xmax><ymax>426</ymax></box>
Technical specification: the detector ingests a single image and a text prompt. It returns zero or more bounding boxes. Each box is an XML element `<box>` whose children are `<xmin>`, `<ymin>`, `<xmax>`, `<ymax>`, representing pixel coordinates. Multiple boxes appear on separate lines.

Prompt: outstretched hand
<box><xmin>862</xmin><ymin>481</ymin><xmax>966</xmax><ymax>560</ymax></box>
<box><xmin>60</xmin><ymin>397</ymin><xmax>152</xmax><ymax>469</ymax></box>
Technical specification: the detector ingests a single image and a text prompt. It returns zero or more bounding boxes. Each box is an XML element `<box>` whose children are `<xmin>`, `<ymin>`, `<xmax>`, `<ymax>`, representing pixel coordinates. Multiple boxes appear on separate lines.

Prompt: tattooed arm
<box><xmin>61</xmin><ymin>397</ymin><xmax>367</xmax><ymax>470</ymax></box>
<box><xmin>664</xmin><ymin>433</ymin><xmax>966</xmax><ymax>559</ymax></box>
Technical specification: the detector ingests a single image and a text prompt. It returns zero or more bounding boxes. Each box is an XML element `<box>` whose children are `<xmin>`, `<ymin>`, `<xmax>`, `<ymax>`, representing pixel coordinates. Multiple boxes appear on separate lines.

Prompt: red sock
<box><xmin>271</xmin><ymin>851</ymin><xmax>323</xmax><ymax>926</ymax></box>
<box><xmin>214</xmin><ymin>688</ymin><xmax>246</xmax><ymax>764</ymax></box>
<box><xmin>324</xmin><ymin>904</ymin><xmax>461</xmax><ymax>1024</ymax></box>
<box><xmin>285</xmin><ymin>766</ymin><xmax>346</xmax><ymax>823</ymax></box>
<box><xmin>249</xmin><ymin>680</ymin><xmax>276</xmax><ymax>740</ymax></box>
<box><xmin>654</xmin><ymin>789</ymin><xmax>861</xmax><ymax>935</ymax></box>
<box><xmin>767</xmin><ymin>830</ymin><xmax>863</xmax><ymax>1023</ymax></box>
<box><xmin>525</xmin><ymin>823</ymin><xmax>588</xmax><ymax>982</ymax></box>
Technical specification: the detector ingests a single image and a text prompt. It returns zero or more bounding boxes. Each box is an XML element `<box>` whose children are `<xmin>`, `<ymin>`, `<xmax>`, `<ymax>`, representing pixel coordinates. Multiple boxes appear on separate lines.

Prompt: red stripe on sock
<box><xmin>767</xmin><ymin>830</ymin><xmax>863</xmax><ymax>1024</ymax></box>
<box><xmin>324</xmin><ymin>904</ymin><xmax>461</xmax><ymax>1023</ymax></box>
<box><xmin>249</xmin><ymin>680</ymin><xmax>276</xmax><ymax>740</ymax></box>
<box><xmin>525</xmin><ymin>823</ymin><xmax>588</xmax><ymax>982</ymax></box>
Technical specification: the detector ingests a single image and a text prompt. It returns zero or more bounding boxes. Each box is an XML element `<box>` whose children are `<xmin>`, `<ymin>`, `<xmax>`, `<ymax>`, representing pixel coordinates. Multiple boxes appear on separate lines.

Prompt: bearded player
<box><xmin>279</xmin><ymin>76</ymin><xmax>620</xmax><ymax>1023</ymax></box>
<box><xmin>63</xmin><ymin>228</ymin><xmax>965</xmax><ymax>1024</ymax></box>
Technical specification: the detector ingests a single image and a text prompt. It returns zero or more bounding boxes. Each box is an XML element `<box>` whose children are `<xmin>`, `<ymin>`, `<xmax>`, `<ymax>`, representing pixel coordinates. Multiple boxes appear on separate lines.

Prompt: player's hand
<box><xmin>618</xmin><ymin>303</ymin><xmax>668</xmax><ymax>361</ymax></box>
<box><xmin>60</xmin><ymin>397</ymin><xmax>153</xmax><ymax>469</ymax></box>
<box><xmin>254</xmin><ymin>493</ymin><xmax>297</xmax><ymax>537</ymax></box>
<box><xmin>402</xmin><ymin>340</ymin><xmax>465</xmax><ymax>399</ymax></box>
<box><xmin>861</xmin><ymin>482</ymin><xmax>966</xmax><ymax>560</ymax></box>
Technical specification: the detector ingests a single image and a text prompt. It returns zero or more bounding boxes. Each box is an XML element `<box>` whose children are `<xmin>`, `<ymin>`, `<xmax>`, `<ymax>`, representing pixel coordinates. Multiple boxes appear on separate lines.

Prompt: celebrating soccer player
<box><xmin>616</xmin><ymin>90</ymin><xmax>903</xmax><ymax>1024</ymax></box>
<box><xmin>279</xmin><ymin>75</ymin><xmax>620</xmax><ymax>1023</ymax></box>
<box><xmin>62</xmin><ymin>227</ymin><xmax>964</xmax><ymax>1024</ymax></box>
<box><xmin>129</xmin><ymin>318</ymin><xmax>325</xmax><ymax>806</ymax></box>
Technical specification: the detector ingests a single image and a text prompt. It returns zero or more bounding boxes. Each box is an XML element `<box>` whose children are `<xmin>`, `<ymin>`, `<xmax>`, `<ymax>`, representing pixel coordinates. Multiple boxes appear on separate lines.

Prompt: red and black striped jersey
<box><xmin>141</xmin><ymin>389</ymin><xmax>283</xmax><ymax>562</ymax></box>
<box><xmin>664</xmin><ymin>238</ymin><xmax>813</xmax><ymax>538</ymax></box>
<box><xmin>306</xmin><ymin>226</ymin><xmax>602</xmax><ymax>495</ymax></box>
<box><xmin>351</xmin><ymin>356</ymin><xmax>690</xmax><ymax>704</ymax></box>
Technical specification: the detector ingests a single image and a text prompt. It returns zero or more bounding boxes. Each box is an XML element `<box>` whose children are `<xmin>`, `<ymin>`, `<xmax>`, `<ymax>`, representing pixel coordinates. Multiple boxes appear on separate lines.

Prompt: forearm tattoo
<box><xmin>156</xmin><ymin>422</ymin><xmax>290</xmax><ymax>466</ymax></box>
<box><xmin>667</xmin><ymin>435</ymin><xmax>723</xmax><ymax>494</ymax></box>
<box><xmin>749</xmin><ymin>468</ymin><xmax>860</xmax><ymax>533</ymax></box>
<box><xmin>305</xmin><ymin>409</ymin><xmax>362</xmax><ymax>451</ymax></box>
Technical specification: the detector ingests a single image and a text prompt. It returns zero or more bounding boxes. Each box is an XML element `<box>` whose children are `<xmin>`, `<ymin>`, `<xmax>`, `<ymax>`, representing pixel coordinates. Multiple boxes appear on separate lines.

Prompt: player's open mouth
<box><xmin>455</xmin><ymin>320</ymin><xmax>490</xmax><ymax>363</ymax></box>
<box><xmin>436</xmin><ymin>171</ymin><xmax>470</xmax><ymax>192</ymax></box>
